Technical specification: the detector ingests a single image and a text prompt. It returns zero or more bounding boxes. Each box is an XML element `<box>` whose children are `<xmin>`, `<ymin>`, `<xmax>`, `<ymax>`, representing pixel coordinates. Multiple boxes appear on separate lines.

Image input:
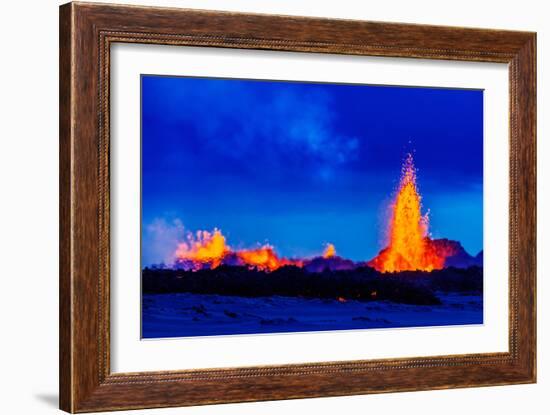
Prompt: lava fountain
<box><xmin>174</xmin><ymin>229</ymin><xmax>229</xmax><ymax>269</ymax></box>
<box><xmin>323</xmin><ymin>243</ymin><xmax>336</xmax><ymax>258</ymax></box>
<box><xmin>171</xmin><ymin>153</ymin><xmax>456</xmax><ymax>274</ymax></box>
<box><xmin>368</xmin><ymin>153</ymin><xmax>453</xmax><ymax>273</ymax></box>
<box><xmin>173</xmin><ymin>229</ymin><xmax>303</xmax><ymax>271</ymax></box>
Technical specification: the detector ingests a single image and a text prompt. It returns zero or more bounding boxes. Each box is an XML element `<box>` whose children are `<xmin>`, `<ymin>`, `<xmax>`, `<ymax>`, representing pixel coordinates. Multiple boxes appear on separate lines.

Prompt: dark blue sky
<box><xmin>141</xmin><ymin>75</ymin><xmax>483</xmax><ymax>265</ymax></box>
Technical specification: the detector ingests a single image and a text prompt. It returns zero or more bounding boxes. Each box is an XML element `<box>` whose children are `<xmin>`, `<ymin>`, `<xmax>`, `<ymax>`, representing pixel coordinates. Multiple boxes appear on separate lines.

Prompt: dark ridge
<box><xmin>142</xmin><ymin>265</ymin><xmax>483</xmax><ymax>305</ymax></box>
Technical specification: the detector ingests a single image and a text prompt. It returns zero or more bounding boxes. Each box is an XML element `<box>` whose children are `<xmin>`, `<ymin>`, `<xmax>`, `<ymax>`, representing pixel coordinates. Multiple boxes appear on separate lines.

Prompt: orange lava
<box><xmin>174</xmin><ymin>229</ymin><xmax>229</xmax><ymax>269</ymax></box>
<box><xmin>174</xmin><ymin>229</ymin><xmax>302</xmax><ymax>271</ymax></box>
<box><xmin>237</xmin><ymin>246</ymin><xmax>293</xmax><ymax>272</ymax></box>
<box><xmin>368</xmin><ymin>153</ymin><xmax>450</xmax><ymax>273</ymax></box>
<box><xmin>323</xmin><ymin>243</ymin><xmax>336</xmax><ymax>258</ymax></box>
<box><xmin>172</xmin><ymin>153</ymin><xmax>454</xmax><ymax>274</ymax></box>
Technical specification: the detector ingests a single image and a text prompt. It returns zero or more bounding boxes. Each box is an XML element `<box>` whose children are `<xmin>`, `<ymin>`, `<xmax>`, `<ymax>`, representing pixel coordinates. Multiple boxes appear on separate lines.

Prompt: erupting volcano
<box><xmin>368</xmin><ymin>153</ymin><xmax>456</xmax><ymax>273</ymax></box>
<box><xmin>170</xmin><ymin>154</ymin><xmax>471</xmax><ymax>274</ymax></box>
<box><xmin>142</xmin><ymin>76</ymin><xmax>485</xmax><ymax>339</ymax></box>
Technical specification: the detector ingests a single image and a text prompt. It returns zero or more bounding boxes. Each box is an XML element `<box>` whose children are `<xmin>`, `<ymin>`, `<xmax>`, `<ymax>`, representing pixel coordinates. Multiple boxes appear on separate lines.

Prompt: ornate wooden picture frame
<box><xmin>59</xmin><ymin>2</ymin><xmax>536</xmax><ymax>412</ymax></box>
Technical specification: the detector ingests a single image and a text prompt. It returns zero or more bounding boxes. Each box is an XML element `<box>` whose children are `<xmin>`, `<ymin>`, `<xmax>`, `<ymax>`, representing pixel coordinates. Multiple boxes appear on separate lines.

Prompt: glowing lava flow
<box><xmin>174</xmin><ymin>229</ymin><xmax>229</xmax><ymax>269</ymax></box>
<box><xmin>172</xmin><ymin>154</ymin><xmax>456</xmax><ymax>274</ymax></box>
<box><xmin>368</xmin><ymin>153</ymin><xmax>454</xmax><ymax>273</ymax></box>
<box><xmin>174</xmin><ymin>229</ymin><xmax>303</xmax><ymax>271</ymax></box>
<box><xmin>236</xmin><ymin>246</ymin><xmax>303</xmax><ymax>271</ymax></box>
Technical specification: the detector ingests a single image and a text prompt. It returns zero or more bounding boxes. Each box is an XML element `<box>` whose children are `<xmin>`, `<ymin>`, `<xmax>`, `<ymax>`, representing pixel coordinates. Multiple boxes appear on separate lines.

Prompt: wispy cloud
<box><xmin>142</xmin><ymin>218</ymin><xmax>185</xmax><ymax>266</ymax></box>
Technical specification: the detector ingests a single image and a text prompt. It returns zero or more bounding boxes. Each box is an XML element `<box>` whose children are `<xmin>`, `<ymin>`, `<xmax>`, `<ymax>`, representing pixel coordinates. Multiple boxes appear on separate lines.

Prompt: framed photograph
<box><xmin>59</xmin><ymin>2</ymin><xmax>536</xmax><ymax>412</ymax></box>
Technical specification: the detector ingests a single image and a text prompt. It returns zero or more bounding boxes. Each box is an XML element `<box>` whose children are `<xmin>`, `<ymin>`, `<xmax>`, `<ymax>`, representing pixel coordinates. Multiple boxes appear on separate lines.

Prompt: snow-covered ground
<box><xmin>142</xmin><ymin>292</ymin><xmax>483</xmax><ymax>338</ymax></box>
